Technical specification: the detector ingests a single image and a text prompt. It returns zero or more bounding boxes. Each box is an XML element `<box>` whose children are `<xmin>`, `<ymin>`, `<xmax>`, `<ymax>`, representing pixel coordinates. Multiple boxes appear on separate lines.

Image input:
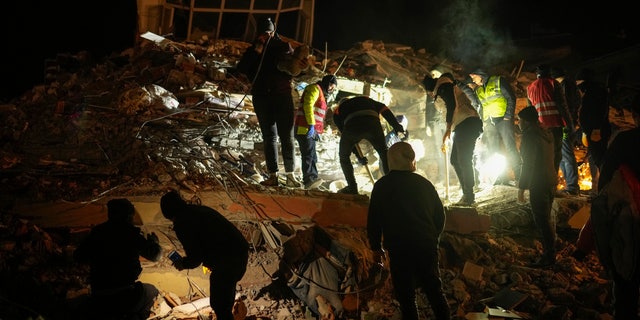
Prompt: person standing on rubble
<box><xmin>469</xmin><ymin>68</ymin><xmax>521</xmax><ymax>185</ymax></box>
<box><xmin>590</xmin><ymin>98</ymin><xmax>640</xmax><ymax>320</ymax></box>
<box><xmin>293</xmin><ymin>74</ymin><xmax>338</xmax><ymax>189</ymax></box>
<box><xmin>332</xmin><ymin>95</ymin><xmax>406</xmax><ymax>194</ymax></box>
<box><xmin>516</xmin><ymin>106</ymin><xmax>558</xmax><ymax>268</ymax></box>
<box><xmin>550</xmin><ymin>66</ymin><xmax>581</xmax><ymax>196</ymax></box>
<box><xmin>526</xmin><ymin>65</ymin><xmax>575</xmax><ymax>191</ymax></box>
<box><xmin>576</xmin><ymin>67</ymin><xmax>611</xmax><ymax>195</ymax></box>
<box><xmin>74</xmin><ymin>198</ymin><xmax>162</xmax><ymax>319</ymax></box>
<box><xmin>423</xmin><ymin>73</ymin><xmax>482</xmax><ymax>206</ymax></box>
<box><xmin>160</xmin><ymin>190</ymin><xmax>249</xmax><ymax>320</ymax></box>
<box><xmin>236</xmin><ymin>17</ymin><xmax>302</xmax><ymax>188</ymax></box>
<box><xmin>367</xmin><ymin>141</ymin><xmax>451</xmax><ymax>320</ymax></box>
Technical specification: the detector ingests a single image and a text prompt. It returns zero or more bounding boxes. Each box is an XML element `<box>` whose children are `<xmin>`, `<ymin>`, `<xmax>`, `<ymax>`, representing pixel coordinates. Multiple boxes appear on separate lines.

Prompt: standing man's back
<box><xmin>368</xmin><ymin>142</ymin><xmax>450</xmax><ymax>320</ymax></box>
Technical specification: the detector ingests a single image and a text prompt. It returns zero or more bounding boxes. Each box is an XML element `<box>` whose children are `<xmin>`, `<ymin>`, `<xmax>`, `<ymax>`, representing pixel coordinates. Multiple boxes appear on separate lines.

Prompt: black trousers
<box><xmin>388</xmin><ymin>246</ymin><xmax>451</xmax><ymax>320</ymax></box>
<box><xmin>338</xmin><ymin>117</ymin><xmax>388</xmax><ymax>188</ymax></box>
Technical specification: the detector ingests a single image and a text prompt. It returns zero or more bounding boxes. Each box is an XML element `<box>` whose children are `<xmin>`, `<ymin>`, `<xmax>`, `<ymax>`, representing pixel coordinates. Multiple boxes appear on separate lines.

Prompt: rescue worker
<box><xmin>516</xmin><ymin>106</ymin><xmax>557</xmax><ymax>268</ymax></box>
<box><xmin>74</xmin><ymin>198</ymin><xmax>162</xmax><ymax>319</ymax></box>
<box><xmin>294</xmin><ymin>74</ymin><xmax>338</xmax><ymax>189</ymax></box>
<box><xmin>550</xmin><ymin>66</ymin><xmax>581</xmax><ymax>196</ymax></box>
<box><xmin>236</xmin><ymin>17</ymin><xmax>302</xmax><ymax>188</ymax></box>
<box><xmin>368</xmin><ymin>142</ymin><xmax>451</xmax><ymax>320</ymax></box>
<box><xmin>469</xmin><ymin>68</ymin><xmax>521</xmax><ymax>185</ymax></box>
<box><xmin>160</xmin><ymin>190</ymin><xmax>249</xmax><ymax>320</ymax></box>
<box><xmin>424</xmin><ymin>73</ymin><xmax>482</xmax><ymax>206</ymax></box>
<box><xmin>332</xmin><ymin>96</ymin><xmax>406</xmax><ymax>194</ymax></box>
<box><xmin>527</xmin><ymin>64</ymin><xmax>574</xmax><ymax>186</ymax></box>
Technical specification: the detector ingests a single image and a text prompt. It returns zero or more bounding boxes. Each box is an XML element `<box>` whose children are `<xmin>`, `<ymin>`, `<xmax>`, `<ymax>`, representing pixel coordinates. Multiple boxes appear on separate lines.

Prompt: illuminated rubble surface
<box><xmin>0</xmin><ymin>37</ymin><xmax>637</xmax><ymax>319</ymax></box>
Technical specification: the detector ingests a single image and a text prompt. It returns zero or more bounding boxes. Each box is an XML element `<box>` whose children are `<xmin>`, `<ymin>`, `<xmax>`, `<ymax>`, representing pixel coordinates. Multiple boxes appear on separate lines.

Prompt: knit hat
<box><xmin>549</xmin><ymin>66</ymin><xmax>565</xmax><ymax>78</ymax></box>
<box><xmin>262</xmin><ymin>18</ymin><xmax>275</xmax><ymax>32</ymax></box>
<box><xmin>535</xmin><ymin>64</ymin><xmax>550</xmax><ymax>78</ymax></box>
<box><xmin>518</xmin><ymin>105</ymin><xmax>539</xmax><ymax>122</ymax></box>
<box><xmin>575</xmin><ymin>68</ymin><xmax>594</xmax><ymax>82</ymax></box>
<box><xmin>321</xmin><ymin>74</ymin><xmax>337</xmax><ymax>88</ymax></box>
<box><xmin>469</xmin><ymin>68</ymin><xmax>488</xmax><ymax>78</ymax></box>
<box><xmin>422</xmin><ymin>75</ymin><xmax>437</xmax><ymax>92</ymax></box>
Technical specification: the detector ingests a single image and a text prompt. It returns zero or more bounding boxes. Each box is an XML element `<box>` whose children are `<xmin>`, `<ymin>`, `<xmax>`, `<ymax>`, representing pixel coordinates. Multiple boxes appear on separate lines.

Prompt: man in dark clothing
<box><xmin>74</xmin><ymin>198</ymin><xmax>161</xmax><ymax>319</ymax></box>
<box><xmin>332</xmin><ymin>95</ymin><xmax>406</xmax><ymax>194</ymax></box>
<box><xmin>551</xmin><ymin>66</ymin><xmax>581</xmax><ymax>196</ymax></box>
<box><xmin>160</xmin><ymin>190</ymin><xmax>249</xmax><ymax>320</ymax></box>
<box><xmin>516</xmin><ymin>106</ymin><xmax>558</xmax><ymax>267</ymax></box>
<box><xmin>424</xmin><ymin>73</ymin><xmax>483</xmax><ymax>206</ymax></box>
<box><xmin>367</xmin><ymin>142</ymin><xmax>451</xmax><ymax>320</ymax></box>
<box><xmin>236</xmin><ymin>18</ymin><xmax>301</xmax><ymax>187</ymax></box>
<box><xmin>592</xmin><ymin>100</ymin><xmax>640</xmax><ymax>319</ymax></box>
<box><xmin>576</xmin><ymin>68</ymin><xmax>612</xmax><ymax>194</ymax></box>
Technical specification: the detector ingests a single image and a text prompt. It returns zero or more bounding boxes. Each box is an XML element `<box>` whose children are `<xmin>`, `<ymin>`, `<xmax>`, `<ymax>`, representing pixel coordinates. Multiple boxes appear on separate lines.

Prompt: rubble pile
<box><xmin>0</xmin><ymin>36</ymin><xmax>616</xmax><ymax>320</ymax></box>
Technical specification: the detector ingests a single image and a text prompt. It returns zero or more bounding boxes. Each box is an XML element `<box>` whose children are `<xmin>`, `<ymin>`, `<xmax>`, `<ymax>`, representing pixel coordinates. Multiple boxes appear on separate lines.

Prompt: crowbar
<box><xmin>355</xmin><ymin>143</ymin><xmax>376</xmax><ymax>185</ymax></box>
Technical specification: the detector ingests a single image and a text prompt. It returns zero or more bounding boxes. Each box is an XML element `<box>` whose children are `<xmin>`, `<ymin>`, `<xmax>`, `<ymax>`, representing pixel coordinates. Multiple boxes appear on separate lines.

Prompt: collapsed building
<box><xmin>0</xmin><ymin>31</ymin><xmax>636</xmax><ymax>320</ymax></box>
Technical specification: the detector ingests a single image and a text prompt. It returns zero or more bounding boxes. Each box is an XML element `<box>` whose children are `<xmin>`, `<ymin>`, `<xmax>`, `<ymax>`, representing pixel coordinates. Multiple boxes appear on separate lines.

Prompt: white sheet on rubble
<box><xmin>140</xmin><ymin>31</ymin><xmax>167</xmax><ymax>44</ymax></box>
<box><xmin>170</xmin><ymin>297</ymin><xmax>211</xmax><ymax>318</ymax></box>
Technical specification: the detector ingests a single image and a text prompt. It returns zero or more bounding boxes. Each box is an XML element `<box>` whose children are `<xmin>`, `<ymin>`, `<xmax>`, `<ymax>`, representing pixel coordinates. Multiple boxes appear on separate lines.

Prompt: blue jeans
<box><xmin>295</xmin><ymin>133</ymin><xmax>318</xmax><ymax>184</ymax></box>
<box><xmin>559</xmin><ymin>133</ymin><xmax>579</xmax><ymax>192</ymax></box>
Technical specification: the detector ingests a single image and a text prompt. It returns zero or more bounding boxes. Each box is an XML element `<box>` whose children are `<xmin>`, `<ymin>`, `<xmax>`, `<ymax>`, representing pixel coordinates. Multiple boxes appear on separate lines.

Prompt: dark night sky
<box><xmin>1</xmin><ymin>0</ymin><xmax>637</xmax><ymax>101</ymax></box>
<box><xmin>313</xmin><ymin>0</ymin><xmax>639</xmax><ymax>67</ymax></box>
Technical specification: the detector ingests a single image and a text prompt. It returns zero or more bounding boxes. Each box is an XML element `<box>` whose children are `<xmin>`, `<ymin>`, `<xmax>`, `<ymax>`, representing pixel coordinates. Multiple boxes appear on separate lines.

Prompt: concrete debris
<box><xmin>0</xmin><ymin>35</ymin><xmax>621</xmax><ymax>320</ymax></box>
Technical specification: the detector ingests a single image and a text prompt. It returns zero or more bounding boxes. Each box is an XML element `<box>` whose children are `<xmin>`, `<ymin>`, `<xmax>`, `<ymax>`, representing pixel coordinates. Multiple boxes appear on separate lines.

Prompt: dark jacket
<box><xmin>599</xmin><ymin>127</ymin><xmax>640</xmax><ymax>189</ymax></box>
<box><xmin>74</xmin><ymin>220</ymin><xmax>161</xmax><ymax>292</ymax></box>
<box><xmin>578</xmin><ymin>80</ymin><xmax>611</xmax><ymax>137</ymax></box>
<box><xmin>236</xmin><ymin>33</ymin><xmax>293</xmax><ymax>96</ymax></box>
<box><xmin>172</xmin><ymin>204</ymin><xmax>249</xmax><ymax>270</ymax></box>
<box><xmin>333</xmin><ymin>96</ymin><xmax>404</xmax><ymax>133</ymax></box>
<box><xmin>518</xmin><ymin>124</ymin><xmax>556</xmax><ymax>190</ymax></box>
<box><xmin>368</xmin><ymin>170</ymin><xmax>445</xmax><ymax>252</ymax></box>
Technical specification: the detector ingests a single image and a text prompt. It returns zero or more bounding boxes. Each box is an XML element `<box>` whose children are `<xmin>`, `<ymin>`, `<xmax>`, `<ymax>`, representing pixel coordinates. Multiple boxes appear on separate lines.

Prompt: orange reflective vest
<box><xmin>294</xmin><ymin>84</ymin><xmax>328</xmax><ymax>134</ymax></box>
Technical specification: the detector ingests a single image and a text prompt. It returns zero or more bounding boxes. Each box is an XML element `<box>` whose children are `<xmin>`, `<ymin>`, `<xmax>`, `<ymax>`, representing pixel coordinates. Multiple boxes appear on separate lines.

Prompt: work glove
<box><xmin>394</xmin><ymin>128</ymin><xmax>406</xmax><ymax>140</ymax></box>
<box><xmin>306</xmin><ymin>125</ymin><xmax>316</xmax><ymax>139</ymax></box>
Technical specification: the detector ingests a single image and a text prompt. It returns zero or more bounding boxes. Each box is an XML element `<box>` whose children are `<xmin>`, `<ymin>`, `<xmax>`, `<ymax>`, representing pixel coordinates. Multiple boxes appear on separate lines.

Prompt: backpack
<box><xmin>591</xmin><ymin>164</ymin><xmax>640</xmax><ymax>280</ymax></box>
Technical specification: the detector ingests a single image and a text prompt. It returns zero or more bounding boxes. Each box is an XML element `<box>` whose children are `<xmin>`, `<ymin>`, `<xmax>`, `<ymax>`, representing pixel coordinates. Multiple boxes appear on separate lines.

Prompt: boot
<box><xmin>337</xmin><ymin>185</ymin><xmax>358</xmax><ymax>194</ymax></box>
<box><xmin>285</xmin><ymin>172</ymin><xmax>303</xmax><ymax>188</ymax></box>
<box><xmin>260</xmin><ymin>173</ymin><xmax>279</xmax><ymax>186</ymax></box>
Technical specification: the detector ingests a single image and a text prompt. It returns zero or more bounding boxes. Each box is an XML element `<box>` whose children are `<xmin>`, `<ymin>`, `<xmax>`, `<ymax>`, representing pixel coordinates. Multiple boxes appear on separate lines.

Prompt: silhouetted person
<box><xmin>368</xmin><ymin>142</ymin><xmax>451</xmax><ymax>320</ymax></box>
<box><xmin>74</xmin><ymin>198</ymin><xmax>161</xmax><ymax>319</ymax></box>
<box><xmin>576</xmin><ymin>68</ymin><xmax>611</xmax><ymax>195</ymax></box>
<box><xmin>160</xmin><ymin>190</ymin><xmax>249</xmax><ymax>320</ymax></box>
<box><xmin>516</xmin><ymin>106</ymin><xmax>557</xmax><ymax>268</ymax></box>
<box><xmin>550</xmin><ymin>66</ymin><xmax>581</xmax><ymax>195</ymax></box>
